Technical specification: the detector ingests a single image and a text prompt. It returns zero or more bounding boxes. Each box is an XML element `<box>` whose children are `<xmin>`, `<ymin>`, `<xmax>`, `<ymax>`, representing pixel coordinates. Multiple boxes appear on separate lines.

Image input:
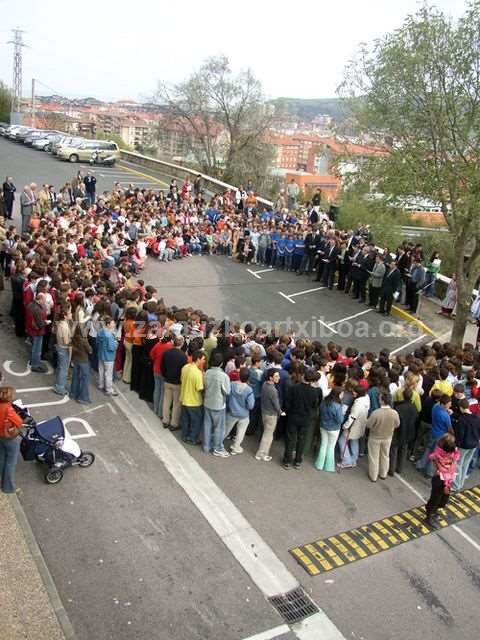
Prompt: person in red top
<box><xmin>0</xmin><ymin>386</ymin><xmax>24</xmax><ymax>494</ymax></box>
<box><xmin>150</xmin><ymin>334</ymin><xmax>174</xmax><ymax>419</ymax></box>
<box><xmin>25</xmin><ymin>292</ymin><xmax>49</xmax><ymax>372</ymax></box>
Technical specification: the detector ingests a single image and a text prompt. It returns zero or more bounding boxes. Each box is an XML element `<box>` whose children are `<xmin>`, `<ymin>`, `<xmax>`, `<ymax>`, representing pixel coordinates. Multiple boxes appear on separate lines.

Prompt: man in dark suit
<box><xmin>314</xmin><ymin>233</ymin><xmax>328</xmax><ymax>282</ymax></box>
<box><xmin>378</xmin><ymin>261</ymin><xmax>402</xmax><ymax>315</ymax></box>
<box><xmin>297</xmin><ymin>227</ymin><xmax>317</xmax><ymax>275</ymax></box>
<box><xmin>2</xmin><ymin>177</ymin><xmax>16</xmax><ymax>220</ymax></box>
<box><xmin>322</xmin><ymin>239</ymin><xmax>340</xmax><ymax>289</ymax></box>
<box><xmin>83</xmin><ymin>172</ymin><xmax>97</xmax><ymax>205</ymax></box>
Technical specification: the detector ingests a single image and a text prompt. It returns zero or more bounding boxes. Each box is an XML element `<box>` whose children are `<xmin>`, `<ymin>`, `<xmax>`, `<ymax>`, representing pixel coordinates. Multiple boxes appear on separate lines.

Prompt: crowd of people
<box><xmin>0</xmin><ymin>170</ymin><xmax>479</xmax><ymax>524</ymax></box>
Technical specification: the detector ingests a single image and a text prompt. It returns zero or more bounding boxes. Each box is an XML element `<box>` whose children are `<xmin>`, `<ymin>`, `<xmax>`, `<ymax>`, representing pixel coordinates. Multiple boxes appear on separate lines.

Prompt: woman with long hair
<box><xmin>315</xmin><ymin>387</ymin><xmax>343</xmax><ymax>472</ymax></box>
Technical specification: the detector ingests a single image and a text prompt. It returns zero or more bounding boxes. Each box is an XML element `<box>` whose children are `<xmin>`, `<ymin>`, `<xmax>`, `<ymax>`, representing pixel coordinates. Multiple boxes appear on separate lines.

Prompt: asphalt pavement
<box><xmin>1</xmin><ymin>136</ymin><xmax>480</xmax><ymax>640</ymax></box>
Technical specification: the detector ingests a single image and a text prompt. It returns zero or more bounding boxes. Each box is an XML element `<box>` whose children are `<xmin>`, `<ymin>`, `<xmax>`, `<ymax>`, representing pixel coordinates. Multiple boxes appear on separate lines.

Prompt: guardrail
<box><xmin>119</xmin><ymin>150</ymin><xmax>467</xmax><ymax>303</ymax></box>
<box><xmin>120</xmin><ymin>150</ymin><xmax>274</xmax><ymax>207</ymax></box>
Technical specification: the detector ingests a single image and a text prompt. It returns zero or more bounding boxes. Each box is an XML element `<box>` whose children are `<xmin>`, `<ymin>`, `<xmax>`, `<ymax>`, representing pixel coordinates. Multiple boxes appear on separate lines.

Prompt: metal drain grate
<box><xmin>269</xmin><ymin>586</ymin><xmax>319</xmax><ymax>624</ymax></box>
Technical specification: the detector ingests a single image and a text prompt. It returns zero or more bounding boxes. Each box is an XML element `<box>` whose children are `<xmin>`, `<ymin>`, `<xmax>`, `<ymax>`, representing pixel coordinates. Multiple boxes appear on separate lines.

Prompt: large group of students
<box><xmin>0</xmin><ymin>171</ymin><xmax>478</xmax><ymax>524</ymax></box>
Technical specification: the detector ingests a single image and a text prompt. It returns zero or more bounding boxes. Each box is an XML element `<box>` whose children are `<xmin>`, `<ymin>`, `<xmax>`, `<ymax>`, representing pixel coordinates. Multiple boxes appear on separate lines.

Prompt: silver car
<box><xmin>32</xmin><ymin>133</ymin><xmax>61</xmax><ymax>151</ymax></box>
<box><xmin>52</xmin><ymin>136</ymin><xmax>84</xmax><ymax>156</ymax></box>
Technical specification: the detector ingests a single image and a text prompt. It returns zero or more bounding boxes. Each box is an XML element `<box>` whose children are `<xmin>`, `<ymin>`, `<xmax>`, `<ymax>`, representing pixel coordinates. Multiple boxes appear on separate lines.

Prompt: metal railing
<box><xmin>119</xmin><ymin>149</ymin><xmax>468</xmax><ymax>301</ymax></box>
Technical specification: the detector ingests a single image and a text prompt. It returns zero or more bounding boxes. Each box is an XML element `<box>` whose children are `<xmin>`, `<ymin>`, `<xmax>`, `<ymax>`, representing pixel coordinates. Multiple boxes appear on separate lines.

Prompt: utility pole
<box><xmin>31</xmin><ymin>77</ymin><xmax>35</xmax><ymax>128</ymax></box>
<box><xmin>7</xmin><ymin>28</ymin><xmax>26</xmax><ymax>124</ymax></box>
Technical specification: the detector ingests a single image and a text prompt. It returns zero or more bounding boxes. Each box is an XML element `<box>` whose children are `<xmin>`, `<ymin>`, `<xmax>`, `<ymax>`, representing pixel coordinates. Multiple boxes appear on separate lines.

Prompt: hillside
<box><xmin>269</xmin><ymin>97</ymin><xmax>347</xmax><ymax>122</ymax></box>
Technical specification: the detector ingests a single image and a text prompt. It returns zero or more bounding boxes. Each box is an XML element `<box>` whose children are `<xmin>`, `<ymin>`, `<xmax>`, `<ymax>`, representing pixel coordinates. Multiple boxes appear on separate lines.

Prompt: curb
<box><xmin>391</xmin><ymin>305</ymin><xmax>437</xmax><ymax>337</ymax></box>
<box><xmin>8</xmin><ymin>494</ymin><xmax>76</xmax><ymax>640</ymax></box>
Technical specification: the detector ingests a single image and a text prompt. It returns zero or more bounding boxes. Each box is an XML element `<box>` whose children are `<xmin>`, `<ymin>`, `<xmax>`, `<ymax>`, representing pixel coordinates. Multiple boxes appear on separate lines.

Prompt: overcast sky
<box><xmin>0</xmin><ymin>0</ymin><xmax>468</xmax><ymax>102</ymax></box>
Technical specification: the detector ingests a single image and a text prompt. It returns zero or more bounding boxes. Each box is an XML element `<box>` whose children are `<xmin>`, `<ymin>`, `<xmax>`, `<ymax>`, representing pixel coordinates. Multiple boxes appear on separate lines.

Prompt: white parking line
<box><xmin>328</xmin><ymin>308</ymin><xmax>373</xmax><ymax>327</ymax></box>
<box><xmin>390</xmin><ymin>334</ymin><xmax>425</xmax><ymax>355</ymax></box>
<box><xmin>241</xmin><ymin>625</ymin><xmax>290</xmax><ymax>640</ymax></box>
<box><xmin>318</xmin><ymin>319</ymin><xmax>339</xmax><ymax>334</ymax></box>
<box><xmin>247</xmin><ymin>267</ymin><xmax>275</xmax><ymax>279</ymax></box>
<box><xmin>289</xmin><ymin>286</ymin><xmax>325</xmax><ymax>298</ymax></box>
<box><xmin>278</xmin><ymin>292</ymin><xmax>295</xmax><ymax>304</ymax></box>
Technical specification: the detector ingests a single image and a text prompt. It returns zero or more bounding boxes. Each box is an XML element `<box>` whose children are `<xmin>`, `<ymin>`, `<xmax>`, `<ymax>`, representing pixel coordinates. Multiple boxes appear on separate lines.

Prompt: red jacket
<box><xmin>0</xmin><ymin>403</ymin><xmax>23</xmax><ymax>438</ymax></box>
<box><xmin>25</xmin><ymin>301</ymin><xmax>47</xmax><ymax>337</ymax></box>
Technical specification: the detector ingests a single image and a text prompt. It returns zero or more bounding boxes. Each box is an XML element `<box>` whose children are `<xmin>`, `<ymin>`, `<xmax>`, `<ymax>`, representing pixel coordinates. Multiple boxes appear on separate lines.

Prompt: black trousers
<box><xmin>247</xmin><ymin>397</ymin><xmax>262</xmax><ymax>435</ymax></box>
<box><xmin>283</xmin><ymin>419</ymin><xmax>309</xmax><ymax>465</ymax></box>
<box><xmin>322</xmin><ymin>263</ymin><xmax>337</xmax><ymax>289</ymax></box>
<box><xmin>369</xmin><ymin>285</ymin><xmax>381</xmax><ymax>307</ymax></box>
<box><xmin>389</xmin><ymin>443</ymin><xmax>407</xmax><ymax>475</ymax></box>
<box><xmin>426</xmin><ymin>475</ymin><xmax>450</xmax><ymax>518</ymax></box>
<box><xmin>315</xmin><ymin>258</ymin><xmax>325</xmax><ymax>282</ymax></box>
<box><xmin>379</xmin><ymin>291</ymin><xmax>394</xmax><ymax>314</ymax></box>
<box><xmin>337</xmin><ymin>264</ymin><xmax>348</xmax><ymax>291</ymax></box>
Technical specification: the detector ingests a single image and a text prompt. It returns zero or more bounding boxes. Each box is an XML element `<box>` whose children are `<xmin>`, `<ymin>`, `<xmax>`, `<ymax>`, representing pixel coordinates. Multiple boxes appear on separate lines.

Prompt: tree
<box><xmin>0</xmin><ymin>81</ymin><xmax>12</xmax><ymax>123</ymax></box>
<box><xmin>339</xmin><ymin>1</ymin><xmax>480</xmax><ymax>345</ymax></box>
<box><xmin>155</xmin><ymin>56</ymin><xmax>273</xmax><ymax>186</ymax></box>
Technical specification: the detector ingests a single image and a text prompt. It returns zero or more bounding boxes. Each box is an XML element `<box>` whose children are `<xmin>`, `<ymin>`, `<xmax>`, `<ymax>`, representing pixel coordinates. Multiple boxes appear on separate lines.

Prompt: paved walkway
<box><xmin>0</xmin><ymin>493</ymin><xmax>66</xmax><ymax>640</ymax></box>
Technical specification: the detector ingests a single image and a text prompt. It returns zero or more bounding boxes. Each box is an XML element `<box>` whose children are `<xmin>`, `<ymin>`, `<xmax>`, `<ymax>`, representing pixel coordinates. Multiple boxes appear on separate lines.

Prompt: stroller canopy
<box><xmin>36</xmin><ymin>416</ymin><xmax>65</xmax><ymax>443</ymax></box>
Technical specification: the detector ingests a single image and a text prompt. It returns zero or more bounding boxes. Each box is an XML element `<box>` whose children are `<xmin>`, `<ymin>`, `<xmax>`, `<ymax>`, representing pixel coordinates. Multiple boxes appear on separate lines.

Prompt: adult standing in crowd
<box><xmin>203</xmin><ymin>352</ymin><xmax>230</xmax><ymax>455</ymax></box>
<box><xmin>20</xmin><ymin>184</ymin><xmax>36</xmax><ymax>233</ymax></box>
<box><xmin>366</xmin><ymin>392</ymin><xmax>400</xmax><ymax>482</ymax></box>
<box><xmin>162</xmin><ymin>336</ymin><xmax>187</xmax><ymax>431</ymax></box>
<box><xmin>2</xmin><ymin>176</ymin><xmax>16</xmax><ymax>220</ymax></box>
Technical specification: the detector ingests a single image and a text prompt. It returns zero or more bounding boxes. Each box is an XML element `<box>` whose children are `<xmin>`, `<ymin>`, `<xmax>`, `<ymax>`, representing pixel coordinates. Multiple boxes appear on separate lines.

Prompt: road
<box><xmin>1</xmin><ymin>137</ymin><xmax>480</xmax><ymax>640</ymax></box>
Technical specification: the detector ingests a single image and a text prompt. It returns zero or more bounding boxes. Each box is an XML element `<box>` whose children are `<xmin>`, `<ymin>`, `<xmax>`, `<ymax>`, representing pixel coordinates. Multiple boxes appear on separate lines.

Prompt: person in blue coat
<box><xmin>97</xmin><ymin>316</ymin><xmax>118</xmax><ymax>396</ymax></box>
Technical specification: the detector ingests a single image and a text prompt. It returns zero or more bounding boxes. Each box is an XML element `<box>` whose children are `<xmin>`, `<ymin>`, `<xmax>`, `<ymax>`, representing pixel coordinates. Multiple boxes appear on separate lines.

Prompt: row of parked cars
<box><xmin>0</xmin><ymin>124</ymin><xmax>120</xmax><ymax>164</ymax></box>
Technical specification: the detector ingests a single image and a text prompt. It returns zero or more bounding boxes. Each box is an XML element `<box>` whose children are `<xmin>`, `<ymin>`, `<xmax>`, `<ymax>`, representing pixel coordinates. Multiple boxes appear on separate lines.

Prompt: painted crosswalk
<box><xmin>290</xmin><ymin>485</ymin><xmax>480</xmax><ymax>576</ymax></box>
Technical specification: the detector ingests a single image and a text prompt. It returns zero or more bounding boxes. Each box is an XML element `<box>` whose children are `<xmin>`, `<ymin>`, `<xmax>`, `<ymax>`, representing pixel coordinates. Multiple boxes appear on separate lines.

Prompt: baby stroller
<box><xmin>15</xmin><ymin>403</ymin><xmax>95</xmax><ymax>485</ymax></box>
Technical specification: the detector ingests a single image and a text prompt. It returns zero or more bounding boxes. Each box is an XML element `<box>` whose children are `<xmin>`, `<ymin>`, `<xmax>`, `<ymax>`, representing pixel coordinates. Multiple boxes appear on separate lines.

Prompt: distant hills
<box><xmin>269</xmin><ymin>97</ymin><xmax>347</xmax><ymax>122</ymax></box>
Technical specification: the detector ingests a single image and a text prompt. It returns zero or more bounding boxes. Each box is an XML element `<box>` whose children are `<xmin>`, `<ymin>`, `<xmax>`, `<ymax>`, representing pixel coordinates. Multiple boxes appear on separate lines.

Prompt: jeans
<box><xmin>30</xmin><ymin>335</ymin><xmax>44</xmax><ymax>369</ymax></box>
<box><xmin>203</xmin><ymin>408</ymin><xmax>226</xmax><ymax>453</ymax></box>
<box><xmin>87</xmin><ymin>191</ymin><xmax>96</xmax><ymax>205</ymax></box>
<box><xmin>424</xmin><ymin>271</ymin><xmax>436</xmax><ymax>298</ymax></box>
<box><xmin>453</xmin><ymin>447</ymin><xmax>476</xmax><ymax>491</ymax></box>
<box><xmin>0</xmin><ymin>437</ymin><xmax>20</xmax><ymax>493</ymax></box>
<box><xmin>181</xmin><ymin>405</ymin><xmax>204</xmax><ymax>442</ymax></box>
<box><xmin>284</xmin><ymin>255</ymin><xmax>293</xmax><ymax>270</ymax></box>
<box><xmin>53</xmin><ymin>345</ymin><xmax>70</xmax><ymax>394</ymax></box>
<box><xmin>98</xmin><ymin>360</ymin><xmax>114</xmax><ymax>393</ymax></box>
<box><xmin>416</xmin><ymin>433</ymin><xmax>437</xmax><ymax>477</ymax></box>
<box><xmin>338</xmin><ymin>431</ymin><xmax>360</xmax><ymax>466</ymax></box>
<box><xmin>153</xmin><ymin>373</ymin><xmax>165</xmax><ymax>418</ymax></box>
<box><xmin>70</xmin><ymin>361</ymin><xmax>91</xmax><ymax>402</ymax></box>
<box><xmin>225</xmin><ymin>414</ymin><xmax>249</xmax><ymax>453</ymax></box>
<box><xmin>315</xmin><ymin>428</ymin><xmax>340</xmax><ymax>472</ymax></box>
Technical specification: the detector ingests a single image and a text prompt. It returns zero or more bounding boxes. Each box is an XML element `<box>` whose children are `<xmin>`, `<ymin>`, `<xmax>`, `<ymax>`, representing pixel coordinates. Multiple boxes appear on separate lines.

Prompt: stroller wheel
<box><xmin>78</xmin><ymin>451</ymin><xmax>95</xmax><ymax>467</ymax></box>
<box><xmin>45</xmin><ymin>468</ymin><xmax>64</xmax><ymax>484</ymax></box>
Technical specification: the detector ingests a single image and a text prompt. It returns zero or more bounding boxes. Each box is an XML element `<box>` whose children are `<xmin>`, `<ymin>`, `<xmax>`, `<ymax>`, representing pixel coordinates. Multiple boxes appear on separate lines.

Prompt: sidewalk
<box><xmin>0</xmin><ymin>492</ymin><xmax>68</xmax><ymax>640</ymax></box>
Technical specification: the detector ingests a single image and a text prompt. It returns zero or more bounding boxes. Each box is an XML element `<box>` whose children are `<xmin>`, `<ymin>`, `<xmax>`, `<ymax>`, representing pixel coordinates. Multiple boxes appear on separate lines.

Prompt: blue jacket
<box><xmin>227</xmin><ymin>382</ymin><xmax>255</xmax><ymax>418</ymax></box>
<box><xmin>432</xmin><ymin>403</ymin><xmax>451</xmax><ymax>439</ymax></box>
<box><xmin>97</xmin><ymin>328</ymin><xmax>118</xmax><ymax>362</ymax></box>
<box><xmin>320</xmin><ymin>400</ymin><xmax>344</xmax><ymax>430</ymax></box>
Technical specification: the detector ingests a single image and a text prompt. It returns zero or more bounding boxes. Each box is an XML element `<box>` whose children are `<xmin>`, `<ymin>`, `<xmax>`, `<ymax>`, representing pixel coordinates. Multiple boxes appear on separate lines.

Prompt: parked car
<box><xmin>0</xmin><ymin>122</ymin><xmax>9</xmax><ymax>135</ymax></box>
<box><xmin>52</xmin><ymin>136</ymin><xmax>84</xmax><ymax>156</ymax></box>
<box><xmin>32</xmin><ymin>133</ymin><xmax>61</xmax><ymax>151</ymax></box>
<box><xmin>15</xmin><ymin>128</ymin><xmax>38</xmax><ymax>143</ymax></box>
<box><xmin>8</xmin><ymin>125</ymin><xmax>29</xmax><ymax>140</ymax></box>
<box><xmin>24</xmin><ymin>130</ymin><xmax>58</xmax><ymax>146</ymax></box>
<box><xmin>57</xmin><ymin>140</ymin><xmax>120</xmax><ymax>163</ymax></box>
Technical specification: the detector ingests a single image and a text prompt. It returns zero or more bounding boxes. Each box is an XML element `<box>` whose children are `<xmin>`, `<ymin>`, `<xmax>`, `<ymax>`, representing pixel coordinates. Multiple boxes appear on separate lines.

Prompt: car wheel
<box><xmin>69</xmin><ymin>154</ymin><xmax>79</xmax><ymax>163</ymax></box>
<box><xmin>43</xmin><ymin>144</ymin><xmax>50</xmax><ymax>151</ymax></box>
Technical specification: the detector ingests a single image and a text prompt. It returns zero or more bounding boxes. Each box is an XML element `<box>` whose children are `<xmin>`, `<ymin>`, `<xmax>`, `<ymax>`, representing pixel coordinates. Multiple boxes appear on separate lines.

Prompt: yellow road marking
<box><xmin>291</xmin><ymin>548</ymin><xmax>321</xmax><ymax>575</ymax></box>
<box><xmin>315</xmin><ymin>541</ymin><xmax>345</xmax><ymax>567</ymax></box>
<box><xmin>290</xmin><ymin>486</ymin><xmax>480</xmax><ymax>576</ymax></box>
<box><xmin>384</xmin><ymin>518</ymin><xmax>410</xmax><ymax>542</ymax></box>
<box><xmin>339</xmin><ymin>532</ymin><xmax>368</xmax><ymax>558</ymax></box>
<box><xmin>363</xmin><ymin>527</ymin><xmax>390</xmax><ymax>550</ymax></box>
<box><xmin>304</xmin><ymin>544</ymin><xmax>333</xmax><ymax>572</ymax></box>
<box><xmin>329</xmin><ymin>536</ymin><xmax>357</xmax><ymax>562</ymax></box>
<box><xmin>118</xmin><ymin>162</ymin><xmax>169</xmax><ymax>187</ymax></box>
